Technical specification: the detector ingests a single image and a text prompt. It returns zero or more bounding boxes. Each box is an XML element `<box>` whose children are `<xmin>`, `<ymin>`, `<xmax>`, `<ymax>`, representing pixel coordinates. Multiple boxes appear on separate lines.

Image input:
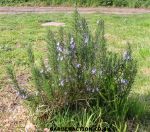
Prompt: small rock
<box><xmin>44</xmin><ymin>128</ymin><xmax>50</xmax><ymax>132</ymax></box>
<box><xmin>25</xmin><ymin>120</ymin><xmax>36</xmax><ymax>132</ymax></box>
<box><xmin>41</xmin><ymin>22</ymin><xmax>65</xmax><ymax>27</ymax></box>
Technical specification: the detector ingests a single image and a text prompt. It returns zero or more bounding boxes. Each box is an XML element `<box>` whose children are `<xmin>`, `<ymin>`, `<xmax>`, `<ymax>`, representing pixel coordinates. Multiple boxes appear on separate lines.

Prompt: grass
<box><xmin>0</xmin><ymin>0</ymin><xmax>150</xmax><ymax>8</ymax></box>
<box><xmin>0</xmin><ymin>12</ymin><xmax>150</xmax><ymax>130</ymax></box>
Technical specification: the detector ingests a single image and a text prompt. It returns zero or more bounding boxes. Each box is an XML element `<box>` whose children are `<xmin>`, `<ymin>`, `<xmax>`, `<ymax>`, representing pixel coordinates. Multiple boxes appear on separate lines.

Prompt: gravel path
<box><xmin>0</xmin><ymin>7</ymin><xmax>150</xmax><ymax>14</ymax></box>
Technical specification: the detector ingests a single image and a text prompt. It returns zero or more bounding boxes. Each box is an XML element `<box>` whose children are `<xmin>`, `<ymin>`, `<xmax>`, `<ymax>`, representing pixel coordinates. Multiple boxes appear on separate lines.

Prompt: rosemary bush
<box><xmin>7</xmin><ymin>10</ymin><xmax>137</xmax><ymax>130</ymax></box>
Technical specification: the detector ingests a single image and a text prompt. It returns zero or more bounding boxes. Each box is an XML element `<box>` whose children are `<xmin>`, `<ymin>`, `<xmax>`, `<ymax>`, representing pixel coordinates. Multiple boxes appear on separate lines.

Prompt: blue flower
<box><xmin>70</xmin><ymin>43</ymin><xmax>75</xmax><ymax>50</ymax></box>
<box><xmin>76</xmin><ymin>63</ymin><xmax>81</xmax><ymax>68</ymax></box>
<box><xmin>56</xmin><ymin>42</ymin><xmax>63</xmax><ymax>52</ymax></box>
<box><xmin>70</xmin><ymin>37</ymin><xmax>76</xmax><ymax>50</ymax></box>
<box><xmin>121</xmin><ymin>79</ymin><xmax>129</xmax><ymax>85</ymax></box>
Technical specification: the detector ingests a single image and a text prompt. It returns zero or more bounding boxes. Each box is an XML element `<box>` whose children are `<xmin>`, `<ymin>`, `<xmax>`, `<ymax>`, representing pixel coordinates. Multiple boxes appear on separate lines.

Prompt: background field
<box><xmin>0</xmin><ymin>12</ymin><xmax>150</xmax><ymax>130</ymax></box>
<box><xmin>0</xmin><ymin>0</ymin><xmax>150</xmax><ymax>8</ymax></box>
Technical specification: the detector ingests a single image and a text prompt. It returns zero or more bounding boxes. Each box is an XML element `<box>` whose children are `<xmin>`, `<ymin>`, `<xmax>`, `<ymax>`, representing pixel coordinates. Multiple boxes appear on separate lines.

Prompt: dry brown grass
<box><xmin>0</xmin><ymin>84</ymin><xmax>28</xmax><ymax>131</ymax></box>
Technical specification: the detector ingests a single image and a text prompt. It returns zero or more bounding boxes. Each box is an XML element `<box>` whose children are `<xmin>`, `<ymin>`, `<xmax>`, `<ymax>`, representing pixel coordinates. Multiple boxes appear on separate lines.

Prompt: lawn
<box><xmin>0</xmin><ymin>0</ymin><xmax>150</xmax><ymax>8</ymax></box>
<box><xmin>0</xmin><ymin>12</ymin><xmax>150</xmax><ymax>130</ymax></box>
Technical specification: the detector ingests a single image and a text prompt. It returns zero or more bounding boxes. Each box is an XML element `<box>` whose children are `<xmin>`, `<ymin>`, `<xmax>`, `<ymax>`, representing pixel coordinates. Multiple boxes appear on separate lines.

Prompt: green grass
<box><xmin>0</xmin><ymin>0</ymin><xmax>150</xmax><ymax>8</ymax></box>
<box><xmin>0</xmin><ymin>13</ymin><xmax>150</xmax><ymax>130</ymax></box>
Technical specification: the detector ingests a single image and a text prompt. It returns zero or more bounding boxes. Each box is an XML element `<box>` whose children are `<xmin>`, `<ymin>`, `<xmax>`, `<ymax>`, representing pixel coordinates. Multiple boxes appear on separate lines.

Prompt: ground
<box><xmin>0</xmin><ymin>84</ymin><xmax>28</xmax><ymax>131</ymax></box>
<box><xmin>0</xmin><ymin>7</ymin><xmax>150</xmax><ymax>131</ymax></box>
<box><xmin>0</xmin><ymin>7</ymin><xmax>150</xmax><ymax>14</ymax></box>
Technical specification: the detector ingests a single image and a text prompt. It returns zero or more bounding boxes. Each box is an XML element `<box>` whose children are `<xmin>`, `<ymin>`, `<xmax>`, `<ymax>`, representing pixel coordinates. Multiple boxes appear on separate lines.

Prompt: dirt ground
<box><xmin>0</xmin><ymin>6</ymin><xmax>150</xmax><ymax>14</ymax></box>
<box><xmin>0</xmin><ymin>72</ymin><xmax>31</xmax><ymax>131</ymax></box>
<box><xmin>0</xmin><ymin>84</ymin><xmax>28</xmax><ymax>131</ymax></box>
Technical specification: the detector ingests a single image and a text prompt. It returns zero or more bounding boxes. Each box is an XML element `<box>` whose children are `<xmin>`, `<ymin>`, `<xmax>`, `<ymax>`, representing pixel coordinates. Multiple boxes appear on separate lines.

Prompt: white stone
<box><xmin>41</xmin><ymin>22</ymin><xmax>65</xmax><ymax>27</ymax></box>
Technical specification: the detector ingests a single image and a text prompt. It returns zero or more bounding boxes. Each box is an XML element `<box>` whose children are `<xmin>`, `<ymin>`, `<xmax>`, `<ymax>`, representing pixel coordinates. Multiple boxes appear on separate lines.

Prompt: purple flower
<box><xmin>76</xmin><ymin>63</ymin><xmax>81</xmax><ymax>68</ymax></box>
<box><xmin>91</xmin><ymin>68</ymin><xmax>97</xmax><ymax>75</ymax></box>
<box><xmin>121</xmin><ymin>79</ymin><xmax>129</xmax><ymax>85</ymax></box>
<box><xmin>123</xmin><ymin>51</ymin><xmax>131</xmax><ymax>61</ymax></box>
<box><xmin>56</xmin><ymin>42</ymin><xmax>63</xmax><ymax>52</ymax></box>
<box><xmin>70</xmin><ymin>37</ymin><xmax>76</xmax><ymax>50</ymax></box>
<box><xmin>70</xmin><ymin>43</ymin><xmax>75</xmax><ymax>49</ymax></box>
<box><xmin>57</xmin><ymin>46</ymin><xmax>63</xmax><ymax>52</ymax></box>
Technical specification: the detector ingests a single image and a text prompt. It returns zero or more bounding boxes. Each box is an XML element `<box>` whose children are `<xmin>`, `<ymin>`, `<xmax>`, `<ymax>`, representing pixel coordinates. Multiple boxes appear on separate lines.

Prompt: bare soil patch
<box><xmin>0</xmin><ymin>84</ymin><xmax>28</xmax><ymax>131</ymax></box>
<box><xmin>0</xmin><ymin>7</ymin><xmax>150</xmax><ymax>15</ymax></box>
<box><xmin>41</xmin><ymin>22</ymin><xmax>65</xmax><ymax>27</ymax></box>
